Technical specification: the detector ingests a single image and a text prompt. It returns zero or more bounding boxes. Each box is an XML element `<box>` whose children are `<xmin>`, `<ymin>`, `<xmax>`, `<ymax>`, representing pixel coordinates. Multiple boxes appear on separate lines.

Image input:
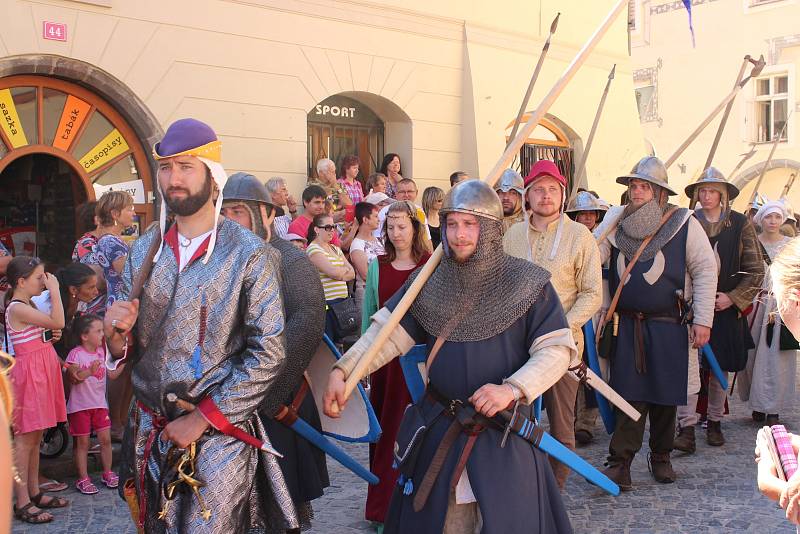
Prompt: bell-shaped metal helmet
<box><xmin>615</xmin><ymin>156</ymin><xmax>676</xmax><ymax>195</ymax></box>
<box><xmin>495</xmin><ymin>169</ymin><xmax>524</xmax><ymax>195</ymax></box>
<box><xmin>441</xmin><ymin>179</ymin><xmax>503</xmax><ymax>222</ymax></box>
<box><xmin>223</xmin><ymin>172</ymin><xmax>272</xmax><ymax>205</ymax></box>
<box><xmin>566</xmin><ymin>191</ymin><xmax>609</xmax><ymax>213</ymax></box>
<box><xmin>684</xmin><ymin>167</ymin><xmax>740</xmax><ymax>200</ymax></box>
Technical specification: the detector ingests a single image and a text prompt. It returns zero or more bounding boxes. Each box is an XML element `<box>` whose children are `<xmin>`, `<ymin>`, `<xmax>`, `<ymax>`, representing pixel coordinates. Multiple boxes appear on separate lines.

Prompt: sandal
<box><xmin>14</xmin><ymin>502</ymin><xmax>53</xmax><ymax>524</ymax></box>
<box><xmin>39</xmin><ymin>478</ymin><xmax>69</xmax><ymax>492</ymax></box>
<box><xmin>31</xmin><ymin>491</ymin><xmax>71</xmax><ymax>507</ymax></box>
<box><xmin>75</xmin><ymin>477</ymin><xmax>99</xmax><ymax>495</ymax></box>
<box><xmin>102</xmin><ymin>471</ymin><xmax>119</xmax><ymax>489</ymax></box>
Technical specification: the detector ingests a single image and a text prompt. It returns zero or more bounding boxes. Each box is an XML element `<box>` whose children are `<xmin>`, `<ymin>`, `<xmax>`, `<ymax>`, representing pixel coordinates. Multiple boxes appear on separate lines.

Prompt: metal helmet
<box><xmin>684</xmin><ymin>167</ymin><xmax>740</xmax><ymax>200</ymax></box>
<box><xmin>441</xmin><ymin>179</ymin><xmax>503</xmax><ymax>222</ymax></box>
<box><xmin>565</xmin><ymin>191</ymin><xmax>609</xmax><ymax>213</ymax></box>
<box><xmin>495</xmin><ymin>169</ymin><xmax>524</xmax><ymax>196</ymax></box>
<box><xmin>782</xmin><ymin>198</ymin><xmax>796</xmax><ymax>222</ymax></box>
<box><xmin>615</xmin><ymin>156</ymin><xmax>676</xmax><ymax>195</ymax></box>
<box><xmin>222</xmin><ymin>172</ymin><xmax>272</xmax><ymax>205</ymax></box>
<box><xmin>750</xmin><ymin>193</ymin><xmax>766</xmax><ymax>212</ymax></box>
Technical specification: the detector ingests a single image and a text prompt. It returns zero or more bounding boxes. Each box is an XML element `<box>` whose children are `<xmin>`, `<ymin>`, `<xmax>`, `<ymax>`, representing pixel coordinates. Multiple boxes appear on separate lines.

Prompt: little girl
<box><xmin>66</xmin><ymin>313</ymin><xmax>124</xmax><ymax>495</ymax></box>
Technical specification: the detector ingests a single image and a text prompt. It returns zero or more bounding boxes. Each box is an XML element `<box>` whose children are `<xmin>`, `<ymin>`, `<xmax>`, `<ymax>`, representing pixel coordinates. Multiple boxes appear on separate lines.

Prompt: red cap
<box><xmin>524</xmin><ymin>160</ymin><xmax>567</xmax><ymax>189</ymax></box>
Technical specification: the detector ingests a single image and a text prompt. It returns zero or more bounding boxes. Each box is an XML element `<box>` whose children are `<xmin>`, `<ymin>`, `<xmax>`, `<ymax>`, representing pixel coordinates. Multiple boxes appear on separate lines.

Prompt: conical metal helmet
<box><xmin>615</xmin><ymin>156</ymin><xmax>676</xmax><ymax>195</ymax></box>
<box><xmin>441</xmin><ymin>179</ymin><xmax>503</xmax><ymax>222</ymax></box>
<box><xmin>566</xmin><ymin>191</ymin><xmax>609</xmax><ymax>213</ymax></box>
<box><xmin>684</xmin><ymin>167</ymin><xmax>740</xmax><ymax>200</ymax></box>
<box><xmin>223</xmin><ymin>172</ymin><xmax>272</xmax><ymax>205</ymax></box>
<box><xmin>495</xmin><ymin>169</ymin><xmax>524</xmax><ymax>195</ymax></box>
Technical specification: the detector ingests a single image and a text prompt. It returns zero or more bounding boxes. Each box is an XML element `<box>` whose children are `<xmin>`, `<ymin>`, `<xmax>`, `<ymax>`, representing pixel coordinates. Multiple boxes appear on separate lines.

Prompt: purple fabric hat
<box><xmin>154</xmin><ymin>118</ymin><xmax>218</xmax><ymax>159</ymax></box>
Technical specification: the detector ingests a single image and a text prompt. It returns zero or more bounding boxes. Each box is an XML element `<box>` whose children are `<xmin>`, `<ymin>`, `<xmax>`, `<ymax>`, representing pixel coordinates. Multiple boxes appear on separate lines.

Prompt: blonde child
<box><xmin>66</xmin><ymin>313</ymin><xmax>124</xmax><ymax>494</ymax></box>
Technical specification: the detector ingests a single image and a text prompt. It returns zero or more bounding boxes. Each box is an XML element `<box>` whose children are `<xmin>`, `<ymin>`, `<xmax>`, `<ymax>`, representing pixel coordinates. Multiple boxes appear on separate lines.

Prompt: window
<box><xmin>753</xmin><ymin>73</ymin><xmax>789</xmax><ymax>143</ymax></box>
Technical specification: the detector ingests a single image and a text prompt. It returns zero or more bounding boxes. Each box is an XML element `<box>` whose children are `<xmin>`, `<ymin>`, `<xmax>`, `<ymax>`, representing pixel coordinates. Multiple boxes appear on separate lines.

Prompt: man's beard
<box><xmin>165</xmin><ymin>174</ymin><xmax>212</xmax><ymax>216</ymax></box>
<box><xmin>502</xmin><ymin>200</ymin><xmax>519</xmax><ymax>216</ymax></box>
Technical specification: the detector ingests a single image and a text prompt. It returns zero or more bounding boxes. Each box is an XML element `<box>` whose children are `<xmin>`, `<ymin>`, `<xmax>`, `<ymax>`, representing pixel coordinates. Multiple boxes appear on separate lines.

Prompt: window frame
<box><xmin>747</xmin><ymin>65</ymin><xmax>794</xmax><ymax>147</ymax></box>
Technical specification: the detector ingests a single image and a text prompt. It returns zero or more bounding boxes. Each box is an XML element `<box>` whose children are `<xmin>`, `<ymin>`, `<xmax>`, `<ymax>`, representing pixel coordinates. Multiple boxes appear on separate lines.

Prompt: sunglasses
<box><xmin>316</xmin><ymin>224</ymin><xmax>336</xmax><ymax>231</ymax></box>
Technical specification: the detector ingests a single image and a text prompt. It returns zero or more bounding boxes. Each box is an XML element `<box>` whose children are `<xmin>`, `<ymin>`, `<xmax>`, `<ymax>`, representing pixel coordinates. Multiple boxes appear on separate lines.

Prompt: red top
<box><xmin>376</xmin><ymin>253</ymin><xmax>431</xmax><ymax>307</ymax></box>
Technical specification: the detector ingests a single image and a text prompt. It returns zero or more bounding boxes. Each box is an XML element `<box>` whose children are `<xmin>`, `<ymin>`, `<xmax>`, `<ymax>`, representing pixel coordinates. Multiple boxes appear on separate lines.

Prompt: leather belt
<box><xmin>618</xmin><ymin>311</ymin><xmax>680</xmax><ymax>374</ymax></box>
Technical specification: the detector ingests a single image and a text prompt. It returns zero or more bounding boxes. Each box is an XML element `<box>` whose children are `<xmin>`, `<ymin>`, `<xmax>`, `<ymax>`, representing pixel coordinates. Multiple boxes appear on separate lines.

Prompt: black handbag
<box><xmin>766</xmin><ymin>321</ymin><xmax>800</xmax><ymax>351</ymax></box>
<box><xmin>328</xmin><ymin>296</ymin><xmax>361</xmax><ymax>344</ymax></box>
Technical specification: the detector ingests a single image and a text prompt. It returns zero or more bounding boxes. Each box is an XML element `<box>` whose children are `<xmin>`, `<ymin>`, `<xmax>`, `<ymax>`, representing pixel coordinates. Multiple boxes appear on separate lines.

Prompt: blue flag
<box><xmin>683</xmin><ymin>0</ymin><xmax>696</xmax><ymax>48</ymax></box>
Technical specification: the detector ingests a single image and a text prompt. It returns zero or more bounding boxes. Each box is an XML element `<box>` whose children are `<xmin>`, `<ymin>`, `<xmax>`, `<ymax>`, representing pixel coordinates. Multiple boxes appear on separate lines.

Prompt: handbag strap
<box><xmin>597</xmin><ymin>207</ymin><xmax>679</xmax><ymax>342</ymax></box>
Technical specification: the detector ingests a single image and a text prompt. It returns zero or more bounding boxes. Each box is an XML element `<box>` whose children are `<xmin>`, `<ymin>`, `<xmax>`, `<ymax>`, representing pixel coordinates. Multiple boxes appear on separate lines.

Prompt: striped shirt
<box><xmin>274</xmin><ymin>214</ymin><xmax>292</xmax><ymax>239</ymax></box>
<box><xmin>306</xmin><ymin>243</ymin><xmax>349</xmax><ymax>301</ymax></box>
<box><xmin>338</xmin><ymin>178</ymin><xmax>364</xmax><ymax>204</ymax></box>
<box><xmin>5</xmin><ymin>301</ymin><xmax>45</xmax><ymax>348</ymax></box>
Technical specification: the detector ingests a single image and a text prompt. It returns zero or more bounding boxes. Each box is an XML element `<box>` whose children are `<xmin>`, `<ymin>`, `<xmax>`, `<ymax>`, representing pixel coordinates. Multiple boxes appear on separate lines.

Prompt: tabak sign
<box><xmin>43</xmin><ymin>22</ymin><xmax>67</xmax><ymax>42</ymax></box>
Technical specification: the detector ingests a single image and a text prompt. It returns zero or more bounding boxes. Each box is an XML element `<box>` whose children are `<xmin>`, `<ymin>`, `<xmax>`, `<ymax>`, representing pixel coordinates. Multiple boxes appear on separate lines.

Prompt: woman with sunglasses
<box><xmin>360</xmin><ymin>200</ymin><xmax>431</xmax><ymax>530</ymax></box>
<box><xmin>306</xmin><ymin>214</ymin><xmax>356</xmax><ymax>342</ymax></box>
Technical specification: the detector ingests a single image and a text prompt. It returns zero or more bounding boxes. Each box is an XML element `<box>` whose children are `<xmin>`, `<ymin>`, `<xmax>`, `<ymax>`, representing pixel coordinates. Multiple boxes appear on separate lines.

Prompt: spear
<box><xmin>570</xmin><ymin>63</ymin><xmax>616</xmax><ymax>198</ymax></box>
<box><xmin>748</xmin><ymin>114</ymin><xmax>790</xmax><ymax>204</ymax></box>
<box><xmin>703</xmin><ymin>56</ymin><xmax>754</xmax><ymax>169</ymax></box>
<box><xmin>665</xmin><ymin>55</ymin><xmax>765</xmax><ymax>169</ymax></box>
<box><xmin>506</xmin><ymin>12</ymin><xmax>561</xmax><ymax>150</ymax></box>
<box><xmin>781</xmin><ymin>173</ymin><xmax>796</xmax><ymax>199</ymax></box>
<box><xmin>728</xmin><ymin>143</ymin><xmax>757</xmax><ymax>180</ymax></box>
<box><xmin>331</xmin><ymin>0</ymin><xmax>630</xmax><ymax>415</ymax></box>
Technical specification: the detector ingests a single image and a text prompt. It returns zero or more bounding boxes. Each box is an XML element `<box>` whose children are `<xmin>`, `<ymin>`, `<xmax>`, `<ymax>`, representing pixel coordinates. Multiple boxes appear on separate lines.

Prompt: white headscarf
<box><xmin>754</xmin><ymin>200</ymin><xmax>787</xmax><ymax>226</ymax></box>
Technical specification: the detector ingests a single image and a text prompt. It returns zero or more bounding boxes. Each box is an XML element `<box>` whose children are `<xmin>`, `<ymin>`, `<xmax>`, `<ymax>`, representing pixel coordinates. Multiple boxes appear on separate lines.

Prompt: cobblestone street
<box><xmin>15</xmin><ymin>389</ymin><xmax>797</xmax><ymax>534</ymax></box>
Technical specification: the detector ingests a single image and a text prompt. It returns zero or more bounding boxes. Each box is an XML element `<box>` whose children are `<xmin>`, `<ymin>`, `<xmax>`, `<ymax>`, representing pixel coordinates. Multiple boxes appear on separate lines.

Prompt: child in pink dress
<box><xmin>5</xmin><ymin>256</ymin><xmax>68</xmax><ymax>524</ymax></box>
<box><xmin>66</xmin><ymin>314</ymin><xmax>124</xmax><ymax>495</ymax></box>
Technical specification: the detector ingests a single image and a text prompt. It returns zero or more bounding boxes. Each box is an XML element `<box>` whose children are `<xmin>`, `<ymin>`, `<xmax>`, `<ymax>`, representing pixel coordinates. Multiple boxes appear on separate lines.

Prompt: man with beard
<box><xmin>221</xmin><ymin>173</ymin><xmax>329</xmax><ymax>529</ymax></box>
<box><xmin>324</xmin><ymin>179</ymin><xmax>576</xmax><ymax>533</ymax></box>
<box><xmin>673</xmin><ymin>168</ymin><xmax>763</xmax><ymax>451</ymax></box>
<box><xmin>593</xmin><ymin>156</ymin><xmax>716</xmax><ymax>490</ymax></box>
<box><xmin>103</xmin><ymin>119</ymin><xmax>298</xmax><ymax>533</ymax></box>
<box><xmin>495</xmin><ymin>169</ymin><xmax>525</xmax><ymax>233</ymax></box>
<box><xmin>503</xmin><ymin>160</ymin><xmax>602</xmax><ymax>489</ymax></box>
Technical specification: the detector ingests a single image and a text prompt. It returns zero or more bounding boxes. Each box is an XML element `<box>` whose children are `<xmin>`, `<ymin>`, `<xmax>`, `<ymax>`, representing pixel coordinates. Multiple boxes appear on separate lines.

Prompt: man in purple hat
<box><xmin>103</xmin><ymin>118</ymin><xmax>298</xmax><ymax>533</ymax></box>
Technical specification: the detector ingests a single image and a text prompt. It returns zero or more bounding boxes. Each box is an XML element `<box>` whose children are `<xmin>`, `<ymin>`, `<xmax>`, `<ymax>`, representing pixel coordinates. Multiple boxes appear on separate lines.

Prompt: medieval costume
<box><xmin>738</xmin><ymin>202</ymin><xmax>796</xmax><ymax>423</ymax></box>
<box><xmin>335</xmin><ymin>180</ymin><xmax>576</xmax><ymax>533</ymax></box>
<box><xmin>674</xmin><ymin>168</ymin><xmax>763</xmax><ymax>451</ymax></box>
<box><xmin>113</xmin><ymin>120</ymin><xmax>297</xmax><ymax>533</ymax></box>
<box><xmin>503</xmin><ymin>160</ymin><xmax>602</xmax><ymax>488</ymax></box>
<box><xmin>594</xmin><ymin>157</ymin><xmax>716</xmax><ymax>489</ymax></box>
<box><xmin>222</xmin><ymin>173</ymin><xmax>329</xmax><ymax>530</ymax></box>
<box><xmin>565</xmin><ymin>191</ymin><xmax>609</xmax><ymax>446</ymax></box>
<box><xmin>360</xmin><ymin>251</ymin><xmax>430</xmax><ymax>523</ymax></box>
<box><xmin>495</xmin><ymin>169</ymin><xmax>525</xmax><ymax>233</ymax></box>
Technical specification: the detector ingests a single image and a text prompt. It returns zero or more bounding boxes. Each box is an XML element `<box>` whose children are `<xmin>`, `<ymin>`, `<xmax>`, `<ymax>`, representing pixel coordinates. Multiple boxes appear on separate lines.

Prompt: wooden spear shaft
<box><xmin>748</xmin><ymin>116</ymin><xmax>790</xmax><ymax>204</ymax></box>
<box><xmin>728</xmin><ymin>144</ymin><xmax>757</xmax><ymax>180</ymax></box>
<box><xmin>506</xmin><ymin>12</ymin><xmax>560</xmax><ymax>149</ymax></box>
<box><xmin>571</xmin><ymin>63</ymin><xmax>616</xmax><ymax>198</ymax></box>
<box><xmin>334</xmin><ymin>0</ymin><xmax>629</xmax><ymax>409</ymax></box>
<box><xmin>703</xmin><ymin>56</ymin><xmax>750</xmax><ymax>170</ymax></box>
<box><xmin>781</xmin><ymin>173</ymin><xmax>796</xmax><ymax>199</ymax></box>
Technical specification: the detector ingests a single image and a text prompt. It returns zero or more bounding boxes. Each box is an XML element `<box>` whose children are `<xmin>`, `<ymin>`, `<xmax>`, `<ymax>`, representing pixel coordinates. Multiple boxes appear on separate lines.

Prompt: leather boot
<box><xmin>648</xmin><ymin>452</ymin><xmax>676</xmax><ymax>483</ymax></box>
<box><xmin>766</xmin><ymin>414</ymin><xmax>780</xmax><ymax>426</ymax></box>
<box><xmin>673</xmin><ymin>425</ymin><xmax>696</xmax><ymax>453</ymax></box>
<box><xmin>602</xmin><ymin>459</ymin><xmax>632</xmax><ymax>491</ymax></box>
<box><xmin>575</xmin><ymin>429</ymin><xmax>593</xmax><ymax>446</ymax></box>
<box><xmin>706</xmin><ymin>421</ymin><xmax>725</xmax><ymax>446</ymax></box>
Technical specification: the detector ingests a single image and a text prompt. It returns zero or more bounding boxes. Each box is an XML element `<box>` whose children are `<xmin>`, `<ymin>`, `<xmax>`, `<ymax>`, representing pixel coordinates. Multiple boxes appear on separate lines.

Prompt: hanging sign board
<box><xmin>93</xmin><ymin>179</ymin><xmax>146</xmax><ymax>203</ymax></box>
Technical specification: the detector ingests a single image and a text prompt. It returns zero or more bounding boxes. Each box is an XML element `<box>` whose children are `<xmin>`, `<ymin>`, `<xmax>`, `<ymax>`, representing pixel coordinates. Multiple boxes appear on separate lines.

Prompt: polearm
<box><xmin>748</xmin><ymin>115</ymin><xmax>791</xmax><ymax>204</ymax></box>
<box><xmin>729</xmin><ymin>143</ymin><xmax>757</xmax><ymax>180</ymax></box>
<box><xmin>781</xmin><ymin>173</ymin><xmax>797</xmax><ymax>199</ymax></box>
<box><xmin>703</xmin><ymin>56</ymin><xmax>753</xmax><ymax>169</ymax></box>
<box><xmin>506</xmin><ymin>12</ymin><xmax>560</xmax><ymax>150</ymax></box>
<box><xmin>570</xmin><ymin>63</ymin><xmax>616</xmax><ymax>198</ymax></box>
<box><xmin>332</xmin><ymin>0</ymin><xmax>630</xmax><ymax>414</ymax></box>
<box><xmin>664</xmin><ymin>55</ymin><xmax>765</xmax><ymax>169</ymax></box>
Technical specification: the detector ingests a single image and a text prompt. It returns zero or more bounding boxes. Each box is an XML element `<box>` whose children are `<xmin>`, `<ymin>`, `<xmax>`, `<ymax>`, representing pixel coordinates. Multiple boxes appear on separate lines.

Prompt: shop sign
<box><xmin>0</xmin><ymin>89</ymin><xmax>28</xmax><ymax>148</ymax></box>
<box><xmin>43</xmin><ymin>22</ymin><xmax>67</xmax><ymax>42</ymax></box>
<box><xmin>79</xmin><ymin>128</ymin><xmax>130</xmax><ymax>173</ymax></box>
<box><xmin>53</xmin><ymin>95</ymin><xmax>91</xmax><ymax>151</ymax></box>
<box><xmin>314</xmin><ymin>104</ymin><xmax>358</xmax><ymax>118</ymax></box>
<box><xmin>93</xmin><ymin>179</ymin><xmax>146</xmax><ymax>203</ymax></box>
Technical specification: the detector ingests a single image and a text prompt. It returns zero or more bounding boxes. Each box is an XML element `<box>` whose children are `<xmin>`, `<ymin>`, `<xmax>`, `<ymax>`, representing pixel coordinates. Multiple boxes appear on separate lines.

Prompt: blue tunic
<box><xmin>383</xmin><ymin>282</ymin><xmax>573</xmax><ymax>534</ymax></box>
<box><xmin>608</xmin><ymin>222</ymin><xmax>690</xmax><ymax>406</ymax></box>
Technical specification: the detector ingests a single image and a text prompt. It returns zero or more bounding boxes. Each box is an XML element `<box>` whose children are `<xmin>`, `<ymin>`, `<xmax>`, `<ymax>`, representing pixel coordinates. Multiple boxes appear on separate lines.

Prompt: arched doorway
<box><xmin>307</xmin><ymin>94</ymin><xmax>385</xmax><ymax>183</ymax></box>
<box><xmin>0</xmin><ymin>75</ymin><xmax>154</xmax><ymax>266</ymax></box>
<box><xmin>505</xmin><ymin>115</ymin><xmax>575</xmax><ymax>190</ymax></box>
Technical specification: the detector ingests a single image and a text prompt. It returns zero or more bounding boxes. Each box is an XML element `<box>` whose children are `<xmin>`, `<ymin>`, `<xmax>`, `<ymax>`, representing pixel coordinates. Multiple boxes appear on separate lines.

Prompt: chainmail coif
<box><xmin>405</xmin><ymin>216</ymin><xmax>551</xmax><ymax>342</ymax></box>
<box><xmin>615</xmin><ymin>200</ymin><xmax>689</xmax><ymax>262</ymax></box>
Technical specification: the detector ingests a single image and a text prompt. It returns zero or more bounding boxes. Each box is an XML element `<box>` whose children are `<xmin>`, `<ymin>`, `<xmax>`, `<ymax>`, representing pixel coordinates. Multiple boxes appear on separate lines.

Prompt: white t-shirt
<box><xmin>350</xmin><ymin>237</ymin><xmax>385</xmax><ymax>281</ymax></box>
<box><xmin>178</xmin><ymin>230</ymin><xmax>214</xmax><ymax>271</ymax></box>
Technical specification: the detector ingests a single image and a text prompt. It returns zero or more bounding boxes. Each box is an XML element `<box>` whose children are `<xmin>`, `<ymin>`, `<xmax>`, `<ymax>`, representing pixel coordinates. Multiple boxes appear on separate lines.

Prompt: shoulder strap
<box><xmin>597</xmin><ymin>207</ymin><xmax>679</xmax><ymax>342</ymax></box>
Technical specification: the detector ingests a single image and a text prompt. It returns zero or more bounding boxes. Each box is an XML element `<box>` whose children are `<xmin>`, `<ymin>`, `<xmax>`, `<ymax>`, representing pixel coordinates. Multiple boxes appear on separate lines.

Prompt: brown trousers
<box><xmin>543</xmin><ymin>374</ymin><xmax>579</xmax><ymax>489</ymax></box>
